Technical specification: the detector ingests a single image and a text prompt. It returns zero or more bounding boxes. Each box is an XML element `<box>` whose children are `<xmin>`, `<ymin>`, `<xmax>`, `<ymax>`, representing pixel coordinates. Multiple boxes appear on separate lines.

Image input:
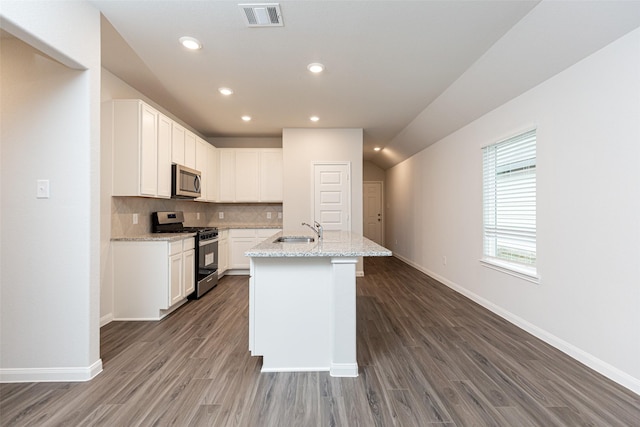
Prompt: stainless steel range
<box><xmin>152</xmin><ymin>211</ymin><xmax>218</xmax><ymax>299</ymax></box>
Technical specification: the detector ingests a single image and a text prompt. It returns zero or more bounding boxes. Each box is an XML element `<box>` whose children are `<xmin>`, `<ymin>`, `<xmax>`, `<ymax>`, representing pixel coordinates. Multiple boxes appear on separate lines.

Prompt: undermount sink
<box><xmin>274</xmin><ymin>236</ymin><xmax>315</xmax><ymax>243</ymax></box>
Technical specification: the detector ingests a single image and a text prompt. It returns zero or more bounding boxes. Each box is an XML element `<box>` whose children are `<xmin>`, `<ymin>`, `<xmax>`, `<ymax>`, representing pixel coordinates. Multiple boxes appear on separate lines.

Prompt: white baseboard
<box><xmin>100</xmin><ymin>313</ymin><xmax>113</xmax><ymax>327</ymax></box>
<box><xmin>0</xmin><ymin>359</ymin><xmax>103</xmax><ymax>383</ymax></box>
<box><xmin>224</xmin><ymin>269</ymin><xmax>249</xmax><ymax>276</ymax></box>
<box><xmin>392</xmin><ymin>254</ymin><xmax>640</xmax><ymax>396</ymax></box>
<box><xmin>330</xmin><ymin>362</ymin><xmax>359</xmax><ymax>377</ymax></box>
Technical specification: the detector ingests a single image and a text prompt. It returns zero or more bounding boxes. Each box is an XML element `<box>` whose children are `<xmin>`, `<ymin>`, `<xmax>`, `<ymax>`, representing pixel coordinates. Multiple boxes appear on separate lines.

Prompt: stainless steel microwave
<box><xmin>172</xmin><ymin>164</ymin><xmax>201</xmax><ymax>199</ymax></box>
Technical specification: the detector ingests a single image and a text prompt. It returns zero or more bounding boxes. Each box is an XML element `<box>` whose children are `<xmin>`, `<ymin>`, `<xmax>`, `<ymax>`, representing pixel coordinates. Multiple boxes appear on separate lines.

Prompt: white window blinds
<box><xmin>482</xmin><ymin>130</ymin><xmax>536</xmax><ymax>273</ymax></box>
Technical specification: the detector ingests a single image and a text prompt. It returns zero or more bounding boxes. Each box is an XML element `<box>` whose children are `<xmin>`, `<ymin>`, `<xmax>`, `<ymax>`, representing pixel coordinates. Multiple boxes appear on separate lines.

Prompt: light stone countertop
<box><xmin>111</xmin><ymin>232</ymin><xmax>196</xmax><ymax>242</ymax></box>
<box><xmin>245</xmin><ymin>230</ymin><xmax>392</xmax><ymax>258</ymax></box>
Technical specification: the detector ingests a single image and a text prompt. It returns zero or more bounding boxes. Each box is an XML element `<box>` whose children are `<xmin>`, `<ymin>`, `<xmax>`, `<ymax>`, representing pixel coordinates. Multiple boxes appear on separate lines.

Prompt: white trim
<box><xmin>330</xmin><ymin>362</ymin><xmax>359</xmax><ymax>377</ymax></box>
<box><xmin>261</xmin><ymin>366</ymin><xmax>330</xmax><ymax>373</ymax></box>
<box><xmin>222</xmin><ymin>269</ymin><xmax>249</xmax><ymax>276</ymax></box>
<box><xmin>481</xmin><ymin>125</ymin><xmax>538</xmax><ymax>150</ymax></box>
<box><xmin>100</xmin><ymin>313</ymin><xmax>113</xmax><ymax>327</ymax></box>
<box><xmin>0</xmin><ymin>359</ymin><xmax>103</xmax><ymax>383</ymax></box>
<box><xmin>392</xmin><ymin>254</ymin><xmax>640</xmax><ymax>396</ymax></box>
<box><xmin>480</xmin><ymin>258</ymin><xmax>539</xmax><ymax>284</ymax></box>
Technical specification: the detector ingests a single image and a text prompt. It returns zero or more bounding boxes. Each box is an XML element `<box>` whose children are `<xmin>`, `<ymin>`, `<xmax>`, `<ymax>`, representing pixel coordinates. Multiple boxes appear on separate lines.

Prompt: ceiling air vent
<box><xmin>239</xmin><ymin>3</ymin><xmax>283</xmax><ymax>27</ymax></box>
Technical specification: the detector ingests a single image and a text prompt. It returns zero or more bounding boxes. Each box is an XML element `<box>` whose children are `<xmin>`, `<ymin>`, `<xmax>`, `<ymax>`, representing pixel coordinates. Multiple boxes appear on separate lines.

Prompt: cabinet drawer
<box><xmin>170</xmin><ymin>240</ymin><xmax>182</xmax><ymax>256</ymax></box>
<box><xmin>183</xmin><ymin>237</ymin><xmax>195</xmax><ymax>250</ymax></box>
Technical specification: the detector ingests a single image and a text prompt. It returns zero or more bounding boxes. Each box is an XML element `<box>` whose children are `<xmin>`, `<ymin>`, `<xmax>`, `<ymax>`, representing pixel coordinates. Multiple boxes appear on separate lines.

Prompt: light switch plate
<box><xmin>219</xmin><ymin>212</ymin><xmax>224</xmax><ymax>219</ymax></box>
<box><xmin>278</xmin><ymin>212</ymin><xmax>282</xmax><ymax>219</ymax></box>
<box><xmin>36</xmin><ymin>179</ymin><xmax>50</xmax><ymax>199</ymax></box>
<box><xmin>133</xmin><ymin>213</ymin><xmax>139</xmax><ymax>225</ymax></box>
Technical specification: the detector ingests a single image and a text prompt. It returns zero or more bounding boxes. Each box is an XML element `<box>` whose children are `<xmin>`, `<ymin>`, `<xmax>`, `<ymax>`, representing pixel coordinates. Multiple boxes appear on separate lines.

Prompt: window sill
<box><xmin>480</xmin><ymin>258</ymin><xmax>539</xmax><ymax>284</ymax></box>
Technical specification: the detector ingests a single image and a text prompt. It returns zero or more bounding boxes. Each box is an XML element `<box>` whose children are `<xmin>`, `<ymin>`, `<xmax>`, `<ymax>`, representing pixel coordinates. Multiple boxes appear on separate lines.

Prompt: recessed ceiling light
<box><xmin>179</xmin><ymin>36</ymin><xmax>202</xmax><ymax>50</ymax></box>
<box><xmin>374</xmin><ymin>147</ymin><xmax>381</xmax><ymax>152</ymax></box>
<box><xmin>307</xmin><ymin>63</ymin><xmax>324</xmax><ymax>74</ymax></box>
<box><xmin>310</xmin><ymin>116</ymin><xmax>320</xmax><ymax>122</ymax></box>
<box><xmin>241</xmin><ymin>115</ymin><xmax>252</xmax><ymax>122</ymax></box>
<box><xmin>218</xmin><ymin>87</ymin><xmax>234</xmax><ymax>96</ymax></box>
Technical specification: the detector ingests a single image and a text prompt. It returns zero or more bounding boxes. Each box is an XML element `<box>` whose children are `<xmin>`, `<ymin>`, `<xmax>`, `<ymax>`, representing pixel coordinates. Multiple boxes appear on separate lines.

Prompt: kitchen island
<box><xmin>245</xmin><ymin>230</ymin><xmax>391</xmax><ymax>377</ymax></box>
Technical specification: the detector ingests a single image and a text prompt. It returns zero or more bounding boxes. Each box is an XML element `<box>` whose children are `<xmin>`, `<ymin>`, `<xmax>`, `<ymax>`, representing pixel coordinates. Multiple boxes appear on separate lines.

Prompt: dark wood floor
<box><xmin>2</xmin><ymin>256</ymin><xmax>639</xmax><ymax>426</ymax></box>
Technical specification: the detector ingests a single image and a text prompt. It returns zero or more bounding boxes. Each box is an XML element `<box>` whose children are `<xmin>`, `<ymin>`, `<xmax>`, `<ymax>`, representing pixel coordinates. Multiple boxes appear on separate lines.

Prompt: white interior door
<box><xmin>363</xmin><ymin>182</ymin><xmax>383</xmax><ymax>245</ymax></box>
<box><xmin>313</xmin><ymin>163</ymin><xmax>351</xmax><ymax>231</ymax></box>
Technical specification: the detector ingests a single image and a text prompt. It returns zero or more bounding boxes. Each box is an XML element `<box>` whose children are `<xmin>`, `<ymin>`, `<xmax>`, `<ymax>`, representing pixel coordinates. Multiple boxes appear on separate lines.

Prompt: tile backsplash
<box><xmin>112</xmin><ymin>197</ymin><xmax>283</xmax><ymax>236</ymax></box>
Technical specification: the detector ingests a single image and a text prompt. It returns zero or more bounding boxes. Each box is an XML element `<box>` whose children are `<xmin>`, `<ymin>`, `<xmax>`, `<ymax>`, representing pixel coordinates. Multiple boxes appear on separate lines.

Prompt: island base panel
<box><xmin>250</xmin><ymin>256</ymin><xmax>359</xmax><ymax>377</ymax></box>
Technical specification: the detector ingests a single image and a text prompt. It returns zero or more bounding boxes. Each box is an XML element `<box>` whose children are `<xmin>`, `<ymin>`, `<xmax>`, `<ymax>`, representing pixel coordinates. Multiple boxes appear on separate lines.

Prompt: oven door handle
<box><xmin>199</xmin><ymin>238</ymin><xmax>219</xmax><ymax>247</ymax></box>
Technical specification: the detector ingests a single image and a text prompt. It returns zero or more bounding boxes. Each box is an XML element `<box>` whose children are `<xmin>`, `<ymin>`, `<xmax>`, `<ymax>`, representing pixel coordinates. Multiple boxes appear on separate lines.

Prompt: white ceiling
<box><xmin>92</xmin><ymin>0</ymin><xmax>640</xmax><ymax>169</ymax></box>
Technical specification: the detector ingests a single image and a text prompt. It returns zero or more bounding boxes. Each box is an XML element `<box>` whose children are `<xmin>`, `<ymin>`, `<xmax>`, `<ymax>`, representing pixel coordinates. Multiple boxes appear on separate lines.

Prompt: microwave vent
<box><xmin>239</xmin><ymin>3</ymin><xmax>283</xmax><ymax>27</ymax></box>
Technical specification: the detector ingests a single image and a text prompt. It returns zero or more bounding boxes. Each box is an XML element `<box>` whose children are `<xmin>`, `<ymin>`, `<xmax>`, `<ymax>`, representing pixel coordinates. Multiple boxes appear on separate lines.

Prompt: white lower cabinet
<box><xmin>113</xmin><ymin>237</ymin><xmax>195</xmax><ymax>320</ymax></box>
<box><xmin>183</xmin><ymin>242</ymin><xmax>196</xmax><ymax>295</ymax></box>
<box><xmin>228</xmin><ymin>229</ymin><xmax>280</xmax><ymax>271</ymax></box>
<box><xmin>218</xmin><ymin>230</ymin><xmax>229</xmax><ymax>276</ymax></box>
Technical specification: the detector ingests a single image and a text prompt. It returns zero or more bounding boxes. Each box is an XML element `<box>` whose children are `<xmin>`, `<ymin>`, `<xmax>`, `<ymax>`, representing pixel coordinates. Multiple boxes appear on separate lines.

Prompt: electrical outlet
<box><xmin>442</xmin><ymin>256</ymin><xmax>447</xmax><ymax>266</ymax></box>
<box><xmin>133</xmin><ymin>213</ymin><xmax>139</xmax><ymax>225</ymax></box>
<box><xmin>278</xmin><ymin>212</ymin><xmax>282</xmax><ymax>219</ymax></box>
<box><xmin>196</xmin><ymin>212</ymin><xmax>200</xmax><ymax>220</ymax></box>
<box><xmin>219</xmin><ymin>212</ymin><xmax>224</xmax><ymax>219</ymax></box>
<box><xmin>266</xmin><ymin>212</ymin><xmax>272</xmax><ymax>219</ymax></box>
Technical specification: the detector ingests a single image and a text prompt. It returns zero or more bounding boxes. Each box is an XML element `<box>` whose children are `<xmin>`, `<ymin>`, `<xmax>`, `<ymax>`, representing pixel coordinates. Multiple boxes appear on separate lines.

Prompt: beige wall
<box><xmin>0</xmin><ymin>1</ymin><xmax>102</xmax><ymax>381</ymax></box>
<box><xmin>363</xmin><ymin>160</ymin><xmax>385</xmax><ymax>182</ymax></box>
<box><xmin>386</xmin><ymin>28</ymin><xmax>640</xmax><ymax>394</ymax></box>
<box><xmin>282</xmin><ymin>128</ymin><xmax>363</xmax><ymax>234</ymax></box>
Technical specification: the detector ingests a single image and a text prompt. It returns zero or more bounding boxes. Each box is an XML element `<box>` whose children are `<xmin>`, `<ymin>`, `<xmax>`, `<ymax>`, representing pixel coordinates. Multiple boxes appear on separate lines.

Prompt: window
<box><xmin>482</xmin><ymin>129</ymin><xmax>537</xmax><ymax>281</ymax></box>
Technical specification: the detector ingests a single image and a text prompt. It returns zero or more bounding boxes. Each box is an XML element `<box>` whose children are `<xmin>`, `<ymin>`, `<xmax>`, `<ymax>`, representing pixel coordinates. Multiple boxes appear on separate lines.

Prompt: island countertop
<box><xmin>245</xmin><ymin>230</ymin><xmax>392</xmax><ymax>258</ymax></box>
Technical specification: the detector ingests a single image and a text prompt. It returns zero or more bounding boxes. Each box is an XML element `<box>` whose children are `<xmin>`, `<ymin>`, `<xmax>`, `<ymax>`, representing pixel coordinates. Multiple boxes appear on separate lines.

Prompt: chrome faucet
<box><xmin>302</xmin><ymin>221</ymin><xmax>323</xmax><ymax>240</ymax></box>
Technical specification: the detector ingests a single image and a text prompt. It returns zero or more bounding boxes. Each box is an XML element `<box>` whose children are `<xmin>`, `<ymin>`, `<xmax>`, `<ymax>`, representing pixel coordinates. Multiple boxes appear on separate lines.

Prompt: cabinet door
<box><xmin>218</xmin><ymin>149</ymin><xmax>236</xmax><ymax>202</ymax></box>
<box><xmin>169</xmin><ymin>252</ymin><xmax>183</xmax><ymax>307</ymax></box>
<box><xmin>183</xmin><ymin>249</ymin><xmax>196</xmax><ymax>295</ymax></box>
<box><xmin>184</xmin><ymin>131</ymin><xmax>197</xmax><ymax>169</ymax></box>
<box><xmin>157</xmin><ymin>114</ymin><xmax>172</xmax><ymax>198</ymax></box>
<box><xmin>235</xmin><ymin>150</ymin><xmax>260</xmax><ymax>201</ymax></box>
<box><xmin>208</xmin><ymin>146</ymin><xmax>218</xmax><ymax>202</ymax></box>
<box><xmin>172</xmin><ymin>123</ymin><xmax>185</xmax><ymax>165</ymax></box>
<box><xmin>229</xmin><ymin>237</ymin><xmax>255</xmax><ymax>269</ymax></box>
<box><xmin>139</xmin><ymin>104</ymin><xmax>158</xmax><ymax>196</ymax></box>
<box><xmin>218</xmin><ymin>238</ymin><xmax>228</xmax><ymax>275</ymax></box>
<box><xmin>260</xmin><ymin>149</ymin><xmax>283</xmax><ymax>202</ymax></box>
<box><xmin>195</xmin><ymin>138</ymin><xmax>209</xmax><ymax>202</ymax></box>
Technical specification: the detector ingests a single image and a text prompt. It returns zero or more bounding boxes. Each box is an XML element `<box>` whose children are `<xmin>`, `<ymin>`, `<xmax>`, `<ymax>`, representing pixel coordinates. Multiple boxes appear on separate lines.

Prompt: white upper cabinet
<box><xmin>171</xmin><ymin>122</ymin><xmax>185</xmax><ymax>165</ymax></box>
<box><xmin>235</xmin><ymin>150</ymin><xmax>260</xmax><ymax>201</ymax></box>
<box><xmin>108</xmin><ymin>98</ymin><xmax>219</xmax><ymax>202</ymax></box>
<box><xmin>217</xmin><ymin>148</ymin><xmax>283</xmax><ymax>202</ymax></box>
<box><xmin>195</xmin><ymin>137</ymin><xmax>209</xmax><ymax>202</ymax></box>
<box><xmin>157</xmin><ymin>114</ymin><xmax>172</xmax><ymax>198</ymax></box>
<box><xmin>172</xmin><ymin>123</ymin><xmax>196</xmax><ymax>169</ymax></box>
<box><xmin>260</xmin><ymin>149</ymin><xmax>283</xmax><ymax>202</ymax></box>
<box><xmin>208</xmin><ymin>145</ymin><xmax>219</xmax><ymax>202</ymax></box>
<box><xmin>184</xmin><ymin>131</ymin><xmax>197</xmax><ymax>169</ymax></box>
<box><xmin>139</xmin><ymin>104</ymin><xmax>158</xmax><ymax>196</ymax></box>
<box><xmin>218</xmin><ymin>149</ymin><xmax>236</xmax><ymax>202</ymax></box>
<box><xmin>108</xmin><ymin>99</ymin><xmax>170</xmax><ymax>199</ymax></box>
